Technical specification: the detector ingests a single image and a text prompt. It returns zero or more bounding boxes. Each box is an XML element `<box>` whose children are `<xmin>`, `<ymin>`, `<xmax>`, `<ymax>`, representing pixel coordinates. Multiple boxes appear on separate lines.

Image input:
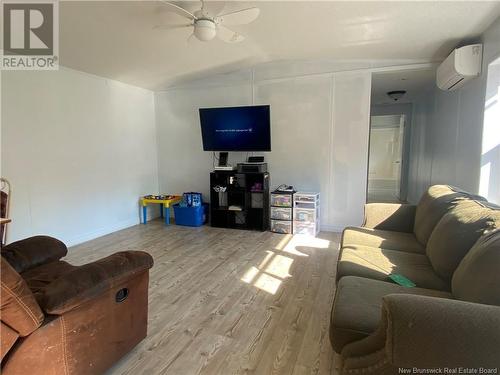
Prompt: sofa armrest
<box><xmin>1</xmin><ymin>236</ymin><xmax>68</xmax><ymax>273</ymax></box>
<box><xmin>39</xmin><ymin>251</ymin><xmax>153</xmax><ymax>315</ymax></box>
<box><xmin>340</xmin><ymin>294</ymin><xmax>500</xmax><ymax>372</ymax></box>
<box><xmin>363</xmin><ymin>203</ymin><xmax>416</xmax><ymax>233</ymax></box>
<box><xmin>384</xmin><ymin>294</ymin><xmax>500</xmax><ymax>368</ymax></box>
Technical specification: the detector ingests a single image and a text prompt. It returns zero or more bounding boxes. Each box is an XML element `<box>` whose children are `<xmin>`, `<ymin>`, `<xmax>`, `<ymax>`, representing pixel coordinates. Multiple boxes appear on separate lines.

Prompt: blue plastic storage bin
<box><xmin>173</xmin><ymin>203</ymin><xmax>208</xmax><ymax>227</ymax></box>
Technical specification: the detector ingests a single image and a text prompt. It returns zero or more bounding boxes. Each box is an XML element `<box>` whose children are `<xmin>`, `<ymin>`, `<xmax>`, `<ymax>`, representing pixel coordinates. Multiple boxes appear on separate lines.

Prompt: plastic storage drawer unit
<box><xmin>270</xmin><ymin>194</ymin><xmax>293</xmax><ymax>207</ymax></box>
<box><xmin>293</xmin><ymin>192</ymin><xmax>320</xmax><ymax>236</ymax></box>
<box><xmin>271</xmin><ymin>207</ymin><xmax>292</xmax><ymax>221</ymax></box>
<box><xmin>270</xmin><ymin>190</ymin><xmax>294</xmax><ymax>234</ymax></box>
<box><xmin>294</xmin><ymin>222</ymin><xmax>317</xmax><ymax>236</ymax></box>
<box><xmin>271</xmin><ymin>219</ymin><xmax>292</xmax><ymax>234</ymax></box>
<box><xmin>294</xmin><ymin>208</ymin><xmax>315</xmax><ymax>223</ymax></box>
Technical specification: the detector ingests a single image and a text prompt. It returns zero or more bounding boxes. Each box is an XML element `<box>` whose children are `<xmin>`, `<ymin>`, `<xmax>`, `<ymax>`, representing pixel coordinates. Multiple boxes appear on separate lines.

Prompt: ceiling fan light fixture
<box><xmin>194</xmin><ymin>19</ymin><xmax>216</xmax><ymax>41</ymax></box>
<box><xmin>159</xmin><ymin>1</ymin><xmax>260</xmax><ymax>43</ymax></box>
<box><xmin>387</xmin><ymin>90</ymin><xmax>407</xmax><ymax>101</ymax></box>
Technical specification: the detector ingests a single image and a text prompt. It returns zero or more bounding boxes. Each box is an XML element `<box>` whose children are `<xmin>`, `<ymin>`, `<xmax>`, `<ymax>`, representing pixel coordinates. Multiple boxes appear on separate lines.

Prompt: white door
<box><xmin>368</xmin><ymin>115</ymin><xmax>405</xmax><ymax>202</ymax></box>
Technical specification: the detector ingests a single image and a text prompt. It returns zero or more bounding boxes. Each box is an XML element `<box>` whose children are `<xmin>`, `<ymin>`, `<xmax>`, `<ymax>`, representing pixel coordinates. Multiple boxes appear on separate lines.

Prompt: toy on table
<box><xmin>143</xmin><ymin>194</ymin><xmax>177</xmax><ymax>200</ymax></box>
<box><xmin>140</xmin><ymin>194</ymin><xmax>182</xmax><ymax>225</ymax></box>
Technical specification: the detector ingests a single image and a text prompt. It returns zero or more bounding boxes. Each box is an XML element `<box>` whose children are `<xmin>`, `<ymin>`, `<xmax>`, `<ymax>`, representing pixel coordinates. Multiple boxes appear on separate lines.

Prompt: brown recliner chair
<box><xmin>1</xmin><ymin>236</ymin><xmax>154</xmax><ymax>375</ymax></box>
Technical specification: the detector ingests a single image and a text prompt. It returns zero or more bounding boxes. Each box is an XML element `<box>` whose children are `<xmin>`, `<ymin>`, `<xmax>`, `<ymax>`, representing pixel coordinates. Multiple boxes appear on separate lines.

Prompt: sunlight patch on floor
<box><xmin>254</xmin><ymin>273</ymin><xmax>282</xmax><ymax>295</ymax></box>
<box><xmin>274</xmin><ymin>234</ymin><xmax>293</xmax><ymax>251</ymax></box>
<box><xmin>241</xmin><ymin>250</ymin><xmax>293</xmax><ymax>294</ymax></box>
<box><xmin>241</xmin><ymin>234</ymin><xmax>331</xmax><ymax>294</ymax></box>
<box><xmin>258</xmin><ymin>250</ymin><xmax>275</xmax><ymax>269</ymax></box>
<box><xmin>241</xmin><ymin>266</ymin><xmax>260</xmax><ymax>284</ymax></box>
<box><xmin>281</xmin><ymin>234</ymin><xmax>330</xmax><ymax>256</ymax></box>
<box><xmin>265</xmin><ymin>254</ymin><xmax>294</xmax><ymax>279</ymax></box>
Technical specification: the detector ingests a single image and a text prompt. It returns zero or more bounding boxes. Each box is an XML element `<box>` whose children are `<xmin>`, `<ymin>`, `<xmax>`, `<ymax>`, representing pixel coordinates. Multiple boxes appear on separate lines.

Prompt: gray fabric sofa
<box><xmin>330</xmin><ymin>185</ymin><xmax>500</xmax><ymax>373</ymax></box>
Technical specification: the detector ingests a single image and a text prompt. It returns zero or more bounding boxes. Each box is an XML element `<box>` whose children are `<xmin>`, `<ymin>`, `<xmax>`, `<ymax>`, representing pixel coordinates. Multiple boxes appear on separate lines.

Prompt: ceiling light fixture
<box><xmin>194</xmin><ymin>19</ymin><xmax>217</xmax><ymax>41</ymax></box>
<box><xmin>156</xmin><ymin>1</ymin><xmax>260</xmax><ymax>43</ymax></box>
<box><xmin>387</xmin><ymin>90</ymin><xmax>407</xmax><ymax>101</ymax></box>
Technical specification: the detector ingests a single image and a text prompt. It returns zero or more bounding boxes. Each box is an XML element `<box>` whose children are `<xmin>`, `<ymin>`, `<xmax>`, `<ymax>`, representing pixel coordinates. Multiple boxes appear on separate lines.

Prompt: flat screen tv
<box><xmin>199</xmin><ymin>105</ymin><xmax>271</xmax><ymax>151</ymax></box>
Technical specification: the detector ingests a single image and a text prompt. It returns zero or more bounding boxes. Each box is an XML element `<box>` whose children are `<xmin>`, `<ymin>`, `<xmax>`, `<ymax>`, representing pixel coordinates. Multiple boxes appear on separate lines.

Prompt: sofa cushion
<box><xmin>337</xmin><ymin>245</ymin><xmax>449</xmax><ymax>291</ymax></box>
<box><xmin>426</xmin><ymin>200</ymin><xmax>500</xmax><ymax>280</ymax></box>
<box><xmin>1</xmin><ymin>236</ymin><xmax>68</xmax><ymax>273</ymax></box>
<box><xmin>363</xmin><ymin>203</ymin><xmax>416</xmax><ymax>232</ymax></box>
<box><xmin>413</xmin><ymin>185</ymin><xmax>485</xmax><ymax>246</ymax></box>
<box><xmin>0</xmin><ymin>257</ymin><xmax>44</xmax><ymax>336</ymax></box>
<box><xmin>452</xmin><ymin>230</ymin><xmax>500</xmax><ymax>305</ymax></box>
<box><xmin>330</xmin><ymin>276</ymin><xmax>452</xmax><ymax>352</ymax></box>
<box><xmin>342</xmin><ymin>227</ymin><xmax>424</xmax><ymax>254</ymax></box>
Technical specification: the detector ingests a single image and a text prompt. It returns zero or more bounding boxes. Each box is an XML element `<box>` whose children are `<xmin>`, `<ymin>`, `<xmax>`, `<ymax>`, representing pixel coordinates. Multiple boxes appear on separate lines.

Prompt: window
<box><xmin>479</xmin><ymin>57</ymin><xmax>500</xmax><ymax>204</ymax></box>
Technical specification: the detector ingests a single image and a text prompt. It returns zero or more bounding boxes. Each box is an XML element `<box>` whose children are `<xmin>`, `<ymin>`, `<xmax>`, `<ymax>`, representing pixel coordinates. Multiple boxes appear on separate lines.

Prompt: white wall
<box><xmin>407</xmin><ymin>93</ymin><xmax>434</xmax><ymax>203</ymax></box>
<box><xmin>155</xmin><ymin>70</ymin><xmax>371</xmax><ymax>231</ymax></box>
<box><xmin>1</xmin><ymin>68</ymin><xmax>158</xmax><ymax>246</ymax></box>
<box><xmin>407</xmin><ymin>17</ymin><xmax>500</xmax><ymax>202</ymax></box>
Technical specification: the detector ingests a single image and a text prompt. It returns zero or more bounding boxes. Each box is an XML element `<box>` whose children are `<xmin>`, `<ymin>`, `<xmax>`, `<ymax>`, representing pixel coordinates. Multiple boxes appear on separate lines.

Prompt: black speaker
<box><xmin>247</xmin><ymin>156</ymin><xmax>265</xmax><ymax>163</ymax></box>
<box><xmin>237</xmin><ymin>163</ymin><xmax>268</xmax><ymax>173</ymax></box>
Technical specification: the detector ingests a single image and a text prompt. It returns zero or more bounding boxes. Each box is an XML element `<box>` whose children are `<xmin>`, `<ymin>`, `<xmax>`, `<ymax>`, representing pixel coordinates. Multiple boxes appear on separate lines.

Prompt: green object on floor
<box><xmin>389</xmin><ymin>273</ymin><xmax>416</xmax><ymax>287</ymax></box>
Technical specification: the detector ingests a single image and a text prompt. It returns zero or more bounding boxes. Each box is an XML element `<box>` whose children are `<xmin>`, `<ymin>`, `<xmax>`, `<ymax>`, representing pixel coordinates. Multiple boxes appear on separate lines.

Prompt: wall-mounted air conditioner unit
<box><xmin>436</xmin><ymin>44</ymin><xmax>483</xmax><ymax>91</ymax></box>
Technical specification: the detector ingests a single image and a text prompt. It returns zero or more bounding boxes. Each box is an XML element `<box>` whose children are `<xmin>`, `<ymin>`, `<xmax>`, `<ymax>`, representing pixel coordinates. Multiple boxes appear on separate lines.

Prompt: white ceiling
<box><xmin>59</xmin><ymin>1</ymin><xmax>500</xmax><ymax>91</ymax></box>
<box><xmin>371</xmin><ymin>68</ymin><xmax>437</xmax><ymax>105</ymax></box>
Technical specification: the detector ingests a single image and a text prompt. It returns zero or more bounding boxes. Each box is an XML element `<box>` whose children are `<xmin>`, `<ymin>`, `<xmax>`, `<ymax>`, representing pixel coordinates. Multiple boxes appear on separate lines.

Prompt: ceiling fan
<box><xmin>155</xmin><ymin>0</ymin><xmax>260</xmax><ymax>43</ymax></box>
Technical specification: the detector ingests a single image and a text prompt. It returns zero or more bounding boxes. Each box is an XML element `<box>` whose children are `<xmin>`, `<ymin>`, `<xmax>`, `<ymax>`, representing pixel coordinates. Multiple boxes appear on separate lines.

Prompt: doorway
<box><xmin>367</xmin><ymin>114</ymin><xmax>405</xmax><ymax>202</ymax></box>
<box><xmin>369</xmin><ymin>67</ymin><xmax>436</xmax><ymax>203</ymax></box>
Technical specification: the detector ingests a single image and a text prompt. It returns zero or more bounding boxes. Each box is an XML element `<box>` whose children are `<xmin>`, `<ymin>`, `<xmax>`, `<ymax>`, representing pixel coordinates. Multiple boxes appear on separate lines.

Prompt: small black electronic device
<box><xmin>237</xmin><ymin>163</ymin><xmax>268</xmax><ymax>173</ymax></box>
<box><xmin>218</xmin><ymin>152</ymin><xmax>228</xmax><ymax>167</ymax></box>
<box><xmin>247</xmin><ymin>156</ymin><xmax>265</xmax><ymax>163</ymax></box>
<box><xmin>276</xmin><ymin>184</ymin><xmax>294</xmax><ymax>193</ymax></box>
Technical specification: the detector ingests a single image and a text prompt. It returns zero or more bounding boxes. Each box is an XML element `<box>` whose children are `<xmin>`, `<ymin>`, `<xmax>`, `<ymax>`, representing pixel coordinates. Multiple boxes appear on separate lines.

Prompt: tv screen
<box><xmin>199</xmin><ymin>105</ymin><xmax>271</xmax><ymax>151</ymax></box>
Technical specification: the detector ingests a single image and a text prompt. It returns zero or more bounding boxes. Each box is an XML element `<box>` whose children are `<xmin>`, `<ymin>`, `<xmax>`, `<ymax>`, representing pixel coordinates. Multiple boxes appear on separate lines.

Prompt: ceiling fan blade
<box><xmin>217</xmin><ymin>25</ymin><xmax>244</xmax><ymax>43</ymax></box>
<box><xmin>153</xmin><ymin>24</ymin><xmax>192</xmax><ymax>30</ymax></box>
<box><xmin>204</xmin><ymin>1</ymin><xmax>226</xmax><ymax>18</ymax></box>
<box><xmin>216</xmin><ymin>7</ymin><xmax>259</xmax><ymax>25</ymax></box>
<box><xmin>159</xmin><ymin>1</ymin><xmax>197</xmax><ymax>21</ymax></box>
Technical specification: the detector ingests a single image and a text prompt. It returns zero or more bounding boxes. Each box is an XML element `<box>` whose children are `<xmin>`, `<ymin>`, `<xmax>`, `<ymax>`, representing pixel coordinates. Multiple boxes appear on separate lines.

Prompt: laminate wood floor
<box><xmin>66</xmin><ymin>220</ymin><xmax>341</xmax><ymax>375</ymax></box>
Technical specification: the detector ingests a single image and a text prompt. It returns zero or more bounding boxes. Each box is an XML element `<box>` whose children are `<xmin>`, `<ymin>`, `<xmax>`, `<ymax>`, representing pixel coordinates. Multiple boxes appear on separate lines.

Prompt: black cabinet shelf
<box><xmin>210</xmin><ymin>170</ymin><xmax>270</xmax><ymax>231</ymax></box>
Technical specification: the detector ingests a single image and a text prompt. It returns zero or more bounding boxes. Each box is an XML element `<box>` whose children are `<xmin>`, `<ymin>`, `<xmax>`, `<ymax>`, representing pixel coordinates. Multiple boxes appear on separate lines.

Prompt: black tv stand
<box><xmin>210</xmin><ymin>170</ymin><xmax>270</xmax><ymax>231</ymax></box>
